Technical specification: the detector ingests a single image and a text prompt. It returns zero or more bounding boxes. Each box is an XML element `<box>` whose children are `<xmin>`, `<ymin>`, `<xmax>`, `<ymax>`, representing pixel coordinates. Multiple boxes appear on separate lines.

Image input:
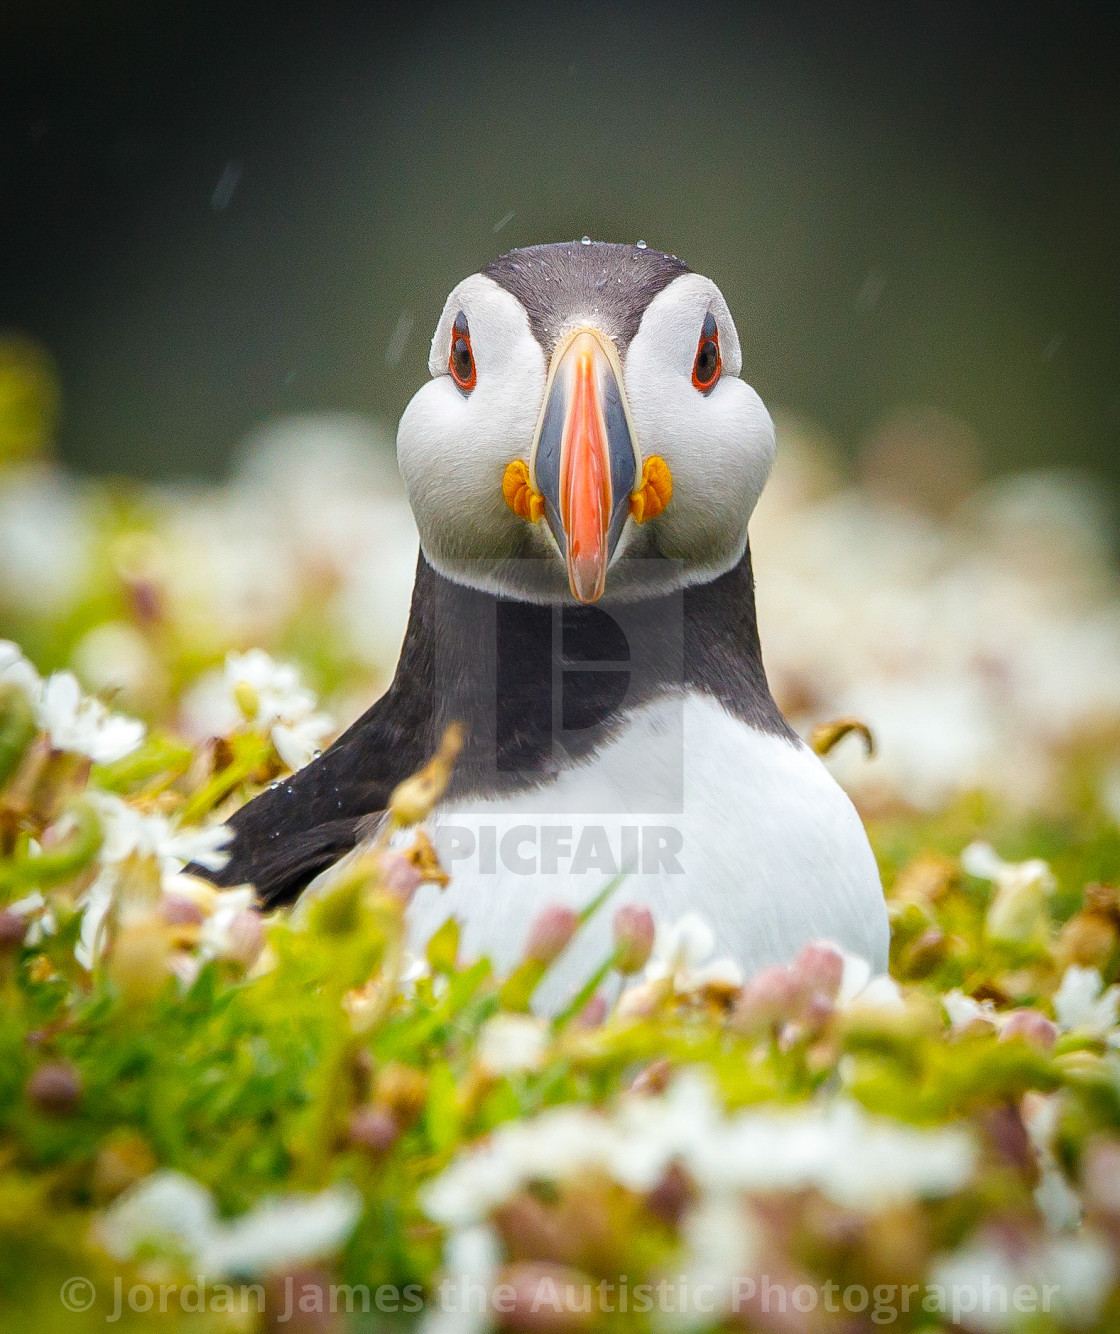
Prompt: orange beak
<box><xmin>531</xmin><ymin>328</ymin><xmax>639</xmax><ymax>602</ymax></box>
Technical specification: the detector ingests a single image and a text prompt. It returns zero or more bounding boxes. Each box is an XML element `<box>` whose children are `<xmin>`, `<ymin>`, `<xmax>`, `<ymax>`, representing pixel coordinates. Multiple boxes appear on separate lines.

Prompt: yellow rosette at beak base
<box><xmin>502</xmin><ymin>459</ymin><xmax>544</xmax><ymax>523</ymax></box>
<box><xmin>629</xmin><ymin>455</ymin><xmax>672</xmax><ymax>524</ymax></box>
<box><xmin>503</xmin><ymin>455</ymin><xmax>673</xmax><ymax>527</ymax></box>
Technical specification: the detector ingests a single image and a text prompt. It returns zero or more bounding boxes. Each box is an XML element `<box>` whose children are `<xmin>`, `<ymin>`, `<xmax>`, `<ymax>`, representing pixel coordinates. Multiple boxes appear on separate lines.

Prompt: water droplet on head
<box><xmin>636</xmin><ymin>239</ymin><xmax>647</xmax><ymax>249</ymax></box>
<box><xmin>580</xmin><ymin>235</ymin><xmax>591</xmax><ymax>245</ymax></box>
<box><xmin>286</xmin><ymin>786</ymin><xmax>293</xmax><ymax>795</ymax></box>
<box><xmin>269</xmin><ymin>781</ymin><xmax>281</xmax><ymax>790</ymax></box>
<box><xmin>312</xmin><ymin>750</ymin><xmax>322</xmax><ymax>759</ymax></box>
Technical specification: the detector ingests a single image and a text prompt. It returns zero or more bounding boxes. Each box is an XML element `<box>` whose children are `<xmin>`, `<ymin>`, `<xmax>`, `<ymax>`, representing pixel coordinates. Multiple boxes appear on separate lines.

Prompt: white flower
<box><xmin>0</xmin><ymin>471</ymin><xmax>93</xmax><ymax>614</ymax></box>
<box><xmin>1022</xmin><ymin>1092</ymin><xmax>1082</xmax><ymax>1232</ymax></box>
<box><xmin>836</xmin><ymin>948</ymin><xmax>905</xmax><ymax>1011</ymax></box>
<box><xmin>422</xmin><ymin>1067</ymin><xmax>975</xmax><ymax>1233</ymax></box>
<box><xmin>943</xmin><ymin>989</ymin><xmax>999</xmax><ymax>1033</ymax></box>
<box><xmin>1053</xmin><ymin>965</ymin><xmax>1120</xmax><ymax>1035</ymax></box>
<box><xmin>75</xmin><ymin>871</ymin><xmax>116</xmax><ymax>970</ymax></box>
<box><xmin>930</xmin><ymin>1232</ymin><xmax>1115</xmax><ymax>1332</ymax></box>
<box><xmin>1104</xmin><ymin>765</ymin><xmax>1120</xmax><ymax>828</ymax></box>
<box><xmin>693</xmin><ymin>1097</ymin><xmax>975</xmax><ymax>1211</ymax></box>
<box><xmin>611</xmin><ymin>1069</ymin><xmax>726</xmax><ymax>1191</ymax></box>
<box><xmin>196</xmin><ymin>886</ymin><xmax>256</xmax><ymax>960</ymax></box>
<box><xmin>10</xmin><ymin>880</ymin><xmax>58</xmax><ymax>945</ymax></box>
<box><xmin>643</xmin><ymin>912</ymin><xmax>745</xmax><ymax>993</ymax></box>
<box><xmin>0</xmin><ymin>639</ymin><xmax>41</xmax><ymax>702</ymax></box>
<box><xmin>159</xmin><ymin>877</ymin><xmax>262</xmax><ymax>987</ymax></box>
<box><xmin>421</xmin><ymin>1105</ymin><xmax>620</xmax><ymax>1228</ymax></box>
<box><xmin>961</xmin><ymin>841</ymin><xmax>1057</xmax><ymax>943</ymax></box>
<box><xmin>749</xmin><ymin>434</ymin><xmax>1120</xmax><ymax>812</ymax></box>
<box><xmin>421</xmin><ymin>1144</ymin><xmax>522</xmax><ymax>1229</ymax></box>
<box><xmin>74</xmin><ymin>798</ymin><xmax>233</xmax><ymax>969</ymax></box>
<box><xmin>94</xmin><ymin>1169</ymin><xmax>215</xmax><ymax>1263</ymax></box>
<box><xmin>476</xmin><ymin>1013</ymin><xmax>548</xmax><ymax>1076</ymax></box>
<box><xmin>672</xmin><ymin>1195</ymin><xmax>761</xmax><ymax>1327</ymax></box>
<box><xmin>36</xmin><ymin>670</ymin><xmax>144</xmax><ymax>763</ymax></box>
<box><xmin>419</xmin><ymin>1224</ymin><xmax>501</xmax><ymax>1334</ymax></box>
<box><xmin>72</xmin><ymin>621</ymin><xmax>162</xmax><ymax>708</ymax></box>
<box><xmin>224</xmin><ymin>649</ymin><xmax>313</xmax><ymax>727</ymax></box>
<box><xmin>7</xmin><ymin>890</ymin><xmax>46</xmax><ymax>917</ymax></box>
<box><xmin>222</xmin><ymin>649</ymin><xmax>333</xmax><ymax>771</ymax></box>
<box><xmin>849</xmin><ymin>974</ymin><xmax>905</xmax><ymax>1011</ymax></box>
<box><xmin>88</xmin><ymin>792</ymin><xmax>231</xmax><ymax>874</ymax></box>
<box><xmin>1034</xmin><ymin>1166</ymin><xmax>1083</xmax><ymax>1234</ymax></box>
<box><xmin>837</xmin><ymin>949</ymin><xmax>873</xmax><ymax>1002</ymax></box>
<box><xmin>199</xmin><ymin>1186</ymin><xmax>362</xmax><ymax>1277</ymax></box>
<box><xmin>271</xmin><ymin>713</ymin><xmax>333</xmax><ymax>771</ymax></box>
<box><xmin>961</xmin><ymin>842</ymin><xmax>1057</xmax><ymax>901</ymax></box>
<box><xmin>95</xmin><ymin>1169</ymin><xmax>362</xmax><ymax>1278</ymax></box>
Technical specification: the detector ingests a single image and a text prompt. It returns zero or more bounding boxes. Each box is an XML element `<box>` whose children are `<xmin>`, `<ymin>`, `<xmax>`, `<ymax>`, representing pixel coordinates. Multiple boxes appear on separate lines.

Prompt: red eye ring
<box><xmin>691</xmin><ymin>313</ymin><xmax>721</xmax><ymax>392</ymax></box>
<box><xmin>449</xmin><ymin>312</ymin><xmax>476</xmax><ymax>392</ymax></box>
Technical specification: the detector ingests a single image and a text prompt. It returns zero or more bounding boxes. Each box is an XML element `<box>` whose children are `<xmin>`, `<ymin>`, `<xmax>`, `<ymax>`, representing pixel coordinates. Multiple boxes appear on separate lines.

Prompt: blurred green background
<box><xmin>1</xmin><ymin>1</ymin><xmax>1118</xmax><ymax>495</ymax></box>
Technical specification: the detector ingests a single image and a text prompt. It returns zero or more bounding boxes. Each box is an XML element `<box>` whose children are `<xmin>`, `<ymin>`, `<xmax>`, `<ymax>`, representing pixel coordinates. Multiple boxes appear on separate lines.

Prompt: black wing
<box><xmin>195</xmin><ymin>557</ymin><xmax>443</xmax><ymax>906</ymax></box>
<box><xmin>199</xmin><ymin>679</ymin><xmax>434</xmax><ymax>904</ymax></box>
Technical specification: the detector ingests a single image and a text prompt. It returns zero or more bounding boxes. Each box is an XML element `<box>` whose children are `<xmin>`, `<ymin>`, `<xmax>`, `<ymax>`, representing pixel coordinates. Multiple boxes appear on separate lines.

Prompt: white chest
<box><xmin>407</xmin><ymin>695</ymin><xmax>888</xmax><ymax>1009</ymax></box>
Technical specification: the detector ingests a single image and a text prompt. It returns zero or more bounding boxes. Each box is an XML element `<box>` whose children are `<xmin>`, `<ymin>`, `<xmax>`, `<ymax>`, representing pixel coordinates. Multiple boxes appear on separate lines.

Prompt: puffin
<box><xmin>207</xmin><ymin>240</ymin><xmax>889</xmax><ymax>1003</ymax></box>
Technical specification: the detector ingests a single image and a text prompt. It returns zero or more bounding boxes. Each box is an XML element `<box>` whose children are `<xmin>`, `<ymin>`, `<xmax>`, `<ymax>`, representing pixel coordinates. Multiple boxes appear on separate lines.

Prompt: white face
<box><xmin>396</xmin><ymin>268</ymin><xmax>776</xmax><ymax>603</ymax></box>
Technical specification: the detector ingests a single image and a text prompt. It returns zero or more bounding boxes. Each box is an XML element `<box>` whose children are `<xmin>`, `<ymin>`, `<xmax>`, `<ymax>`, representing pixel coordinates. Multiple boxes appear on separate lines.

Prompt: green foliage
<box><xmin>1</xmin><ymin>587</ymin><xmax>1120</xmax><ymax>1333</ymax></box>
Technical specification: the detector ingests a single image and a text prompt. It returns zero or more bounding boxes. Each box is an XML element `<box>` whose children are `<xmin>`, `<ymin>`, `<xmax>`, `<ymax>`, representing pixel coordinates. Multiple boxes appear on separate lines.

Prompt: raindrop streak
<box><xmin>492</xmin><ymin>210</ymin><xmax>515</xmax><ymax>234</ymax></box>
<box><xmin>1041</xmin><ymin>333</ymin><xmax>1065</xmax><ymax>364</ymax></box>
<box><xmin>210</xmin><ymin>160</ymin><xmax>242</xmax><ymax>212</ymax></box>
<box><xmin>385</xmin><ymin>311</ymin><xmax>414</xmax><ymax>368</ymax></box>
<box><xmin>854</xmin><ymin>268</ymin><xmax>888</xmax><ymax>312</ymax></box>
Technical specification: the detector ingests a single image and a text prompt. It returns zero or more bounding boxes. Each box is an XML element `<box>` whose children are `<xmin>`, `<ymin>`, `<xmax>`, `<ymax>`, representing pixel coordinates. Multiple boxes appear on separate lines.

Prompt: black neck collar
<box><xmin>216</xmin><ymin>543</ymin><xmax>793</xmax><ymax>902</ymax></box>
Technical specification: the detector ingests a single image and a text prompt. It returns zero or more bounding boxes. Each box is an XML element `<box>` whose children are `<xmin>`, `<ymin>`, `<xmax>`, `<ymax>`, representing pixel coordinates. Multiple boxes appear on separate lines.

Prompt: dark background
<box><xmin>2</xmin><ymin>1</ymin><xmax>1118</xmax><ymax>491</ymax></box>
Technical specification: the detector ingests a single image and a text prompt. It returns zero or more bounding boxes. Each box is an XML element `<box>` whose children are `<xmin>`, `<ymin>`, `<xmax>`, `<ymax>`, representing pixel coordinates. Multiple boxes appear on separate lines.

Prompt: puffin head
<box><xmin>396</xmin><ymin>240</ymin><xmax>775</xmax><ymax>604</ymax></box>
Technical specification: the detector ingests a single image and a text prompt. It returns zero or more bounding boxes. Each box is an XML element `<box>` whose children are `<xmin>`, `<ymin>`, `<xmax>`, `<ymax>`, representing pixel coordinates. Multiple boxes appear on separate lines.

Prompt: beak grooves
<box><xmin>529</xmin><ymin>327</ymin><xmax>641</xmax><ymax>603</ymax></box>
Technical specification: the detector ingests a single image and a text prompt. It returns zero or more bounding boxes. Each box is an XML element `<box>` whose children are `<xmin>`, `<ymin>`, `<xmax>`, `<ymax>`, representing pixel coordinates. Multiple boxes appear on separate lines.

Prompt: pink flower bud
<box><xmin>498</xmin><ymin>1262</ymin><xmax>595</xmax><ymax>1333</ymax></box>
<box><xmin>348</xmin><ymin>1105</ymin><xmax>399</xmax><ymax>1156</ymax></box>
<box><xmin>160</xmin><ymin>894</ymin><xmax>205</xmax><ymax>927</ymax></box>
<box><xmin>628</xmin><ymin>1057</ymin><xmax>672</xmax><ymax>1096</ymax></box>
<box><xmin>801</xmin><ymin>991</ymin><xmax>837</xmax><ymax>1035</ymax></box>
<box><xmin>27</xmin><ymin>1061</ymin><xmax>81</xmax><ymax>1115</ymax></box>
<box><xmin>615</xmin><ymin>980</ymin><xmax>660</xmax><ymax>1020</ymax></box>
<box><xmin>646</xmin><ymin>1161</ymin><xmax>697</xmax><ymax>1226</ymax></box>
<box><xmin>792</xmin><ymin>941</ymin><xmax>845</xmax><ymax>1000</ymax></box>
<box><xmin>0</xmin><ymin>908</ymin><xmax>26</xmax><ymax>953</ymax></box>
<box><xmin>524</xmin><ymin>905</ymin><xmax>579</xmax><ymax>965</ymax></box>
<box><xmin>982</xmin><ymin>1102</ymin><xmax>1035</xmax><ymax>1176</ymax></box>
<box><xmin>225</xmin><ymin>909</ymin><xmax>265</xmax><ymax>969</ymax></box>
<box><xmin>575</xmin><ymin>994</ymin><xmax>608</xmax><ymax>1028</ymax></box>
<box><xmin>378</xmin><ymin>849</ymin><xmax>425</xmax><ymax>905</ymax></box>
<box><xmin>125</xmin><ymin>576</ymin><xmax>163</xmax><ymax>626</ymax></box>
<box><xmin>612</xmin><ymin>904</ymin><xmax>655</xmax><ymax>974</ymax></box>
<box><xmin>734</xmin><ymin>964</ymin><xmax>805</xmax><ymax>1033</ymax></box>
<box><xmin>262</xmin><ymin>1269</ymin><xmax>338</xmax><ymax>1334</ymax></box>
<box><xmin>999</xmin><ymin>1009</ymin><xmax>1058</xmax><ymax>1050</ymax></box>
<box><xmin>1083</xmin><ymin>1137</ymin><xmax>1120</xmax><ymax>1217</ymax></box>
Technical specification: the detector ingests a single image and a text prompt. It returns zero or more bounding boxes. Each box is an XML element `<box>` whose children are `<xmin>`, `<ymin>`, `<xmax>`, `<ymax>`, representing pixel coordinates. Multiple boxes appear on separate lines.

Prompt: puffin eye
<box><xmin>449</xmin><ymin>312</ymin><xmax>477</xmax><ymax>392</ymax></box>
<box><xmin>691</xmin><ymin>312</ymin><xmax>721</xmax><ymax>392</ymax></box>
